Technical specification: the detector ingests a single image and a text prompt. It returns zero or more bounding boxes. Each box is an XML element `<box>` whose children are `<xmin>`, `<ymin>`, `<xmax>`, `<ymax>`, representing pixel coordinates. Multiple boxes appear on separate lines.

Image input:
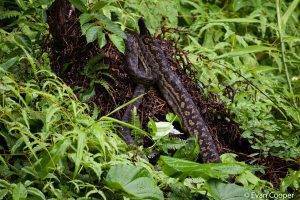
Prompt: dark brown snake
<box><xmin>123</xmin><ymin>20</ymin><xmax>220</xmax><ymax>163</ymax></box>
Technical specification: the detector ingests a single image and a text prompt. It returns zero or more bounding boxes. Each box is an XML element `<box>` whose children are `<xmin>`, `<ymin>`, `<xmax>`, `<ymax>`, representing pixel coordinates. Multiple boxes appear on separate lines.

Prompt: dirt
<box><xmin>46</xmin><ymin>0</ymin><xmax>299</xmax><ymax>188</ymax></box>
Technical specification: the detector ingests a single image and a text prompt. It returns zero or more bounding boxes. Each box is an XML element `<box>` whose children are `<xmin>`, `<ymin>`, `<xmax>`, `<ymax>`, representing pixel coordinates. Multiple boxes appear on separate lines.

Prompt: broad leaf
<box><xmin>207</xmin><ymin>179</ymin><xmax>253</xmax><ymax>200</ymax></box>
<box><xmin>79</xmin><ymin>13</ymin><xmax>94</xmax><ymax>25</ymax></box>
<box><xmin>148</xmin><ymin>120</ymin><xmax>174</xmax><ymax>140</ymax></box>
<box><xmin>86</xmin><ymin>26</ymin><xmax>100</xmax><ymax>43</ymax></box>
<box><xmin>159</xmin><ymin>156</ymin><xmax>258</xmax><ymax>180</ymax></box>
<box><xmin>12</xmin><ymin>183</ymin><xmax>27</xmax><ymax>200</ymax></box>
<box><xmin>108</xmin><ymin>34</ymin><xmax>125</xmax><ymax>53</ymax></box>
<box><xmin>27</xmin><ymin>187</ymin><xmax>46</xmax><ymax>200</ymax></box>
<box><xmin>106</xmin><ymin>164</ymin><xmax>163</xmax><ymax>200</ymax></box>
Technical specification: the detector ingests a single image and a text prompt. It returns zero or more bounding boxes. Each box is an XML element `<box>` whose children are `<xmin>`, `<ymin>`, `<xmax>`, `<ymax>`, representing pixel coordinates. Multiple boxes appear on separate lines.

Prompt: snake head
<box><xmin>125</xmin><ymin>33</ymin><xmax>157</xmax><ymax>85</ymax></box>
<box><xmin>138</xmin><ymin>18</ymin><xmax>151</xmax><ymax>36</ymax></box>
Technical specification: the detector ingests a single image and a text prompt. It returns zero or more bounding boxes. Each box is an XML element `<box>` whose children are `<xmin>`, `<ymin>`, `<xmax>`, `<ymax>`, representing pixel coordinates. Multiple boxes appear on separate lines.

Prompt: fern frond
<box><xmin>131</xmin><ymin>106</ymin><xmax>141</xmax><ymax>127</ymax></box>
<box><xmin>0</xmin><ymin>10</ymin><xmax>20</xmax><ymax>20</ymax></box>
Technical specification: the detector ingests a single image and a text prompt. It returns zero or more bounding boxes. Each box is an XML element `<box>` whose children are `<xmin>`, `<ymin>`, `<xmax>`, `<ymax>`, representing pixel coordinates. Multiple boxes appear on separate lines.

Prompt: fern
<box><xmin>0</xmin><ymin>10</ymin><xmax>20</xmax><ymax>20</ymax></box>
<box><xmin>130</xmin><ymin>106</ymin><xmax>142</xmax><ymax>136</ymax></box>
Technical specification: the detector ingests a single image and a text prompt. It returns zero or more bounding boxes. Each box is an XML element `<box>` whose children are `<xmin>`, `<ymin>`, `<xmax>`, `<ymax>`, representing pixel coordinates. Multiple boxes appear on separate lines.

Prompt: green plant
<box><xmin>70</xmin><ymin>0</ymin><xmax>300</xmax><ymax>159</ymax></box>
<box><xmin>1</xmin><ymin>0</ymin><xmax>300</xmax><ymax>199</ymax></box>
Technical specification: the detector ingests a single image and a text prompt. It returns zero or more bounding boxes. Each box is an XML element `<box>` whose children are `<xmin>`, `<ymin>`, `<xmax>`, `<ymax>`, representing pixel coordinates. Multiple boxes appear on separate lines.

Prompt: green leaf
<box><xmin>106</xmin><ymin>164</ymin><xmax>148</xmax><ymax>188</ymax></box>
<box><xmin>281</xmin><ymin>0</ymin><xmax>299</xmax><ymax>30</ymax></box>
<box><xmin>150</xmin><ymin>121</ymin><xmax>174</xmax><ymax>140</ymax></box>
<box><xmin>0</xmin><ymin>180</ymin><xmax>10</xmax><ymax>188</ymax></box>
<box><xmin>280</xmin><ymin>170</ymin><xmax>300</xmax><ymax>192</ymax></box>
<box><xmin>36</xmin><ymin>139</ymin><xmax>71</xmax><ymax>179</ymax></box>
<box><xmin>16</xmin><ymin>0</ymin><xmax>28</xmax><ymax>10</ymax></box>
<box><xmin>0</xmin><ymin>11</ymin><xmax>20</xmax><ymax>20</ymax></box>
<box><xmin>173</xmin><ymin>138</ymin><xmax>199</xmax><ymax>161</ymax></box>
<box><xmin>210</xmin><ymin>18</ymin><xmax>260</xmax><ymax>23</ymax></box>
<box><xmin>207</xmin><ymin>179</ymin><xmax>253</xmax><ymax>200</ymax></box>
<box><xmin>80</xmin><ymin>86</ymin><xmax>95</xmax><ymax>102</ymax></box>
<box><xmin>108</xmin><ymin>34</ymin><xmax>125</xmax><ymax>53</ymax></box>
<box><xmin>0</xmin><ymin>189</ymin><xmax>9</xmax><ymax>199</ymax></box>
<box><xmin>69</xmin><ymin>0</ymin><xmax>87</xmax><ymax>12</ymax></box>
<box><xmin>106</xmin><ymin>164</ymin><xmax>163</xmax><ymax>200</ymax></box>
<box><xmin>79</xmin><ymin>13</ymin><xmax>94</xmax><ymax>26</ymax></box>
<box><xmin>12</xmin><ymin>183</ymin><xmax>27</xmax><ymax>200</ymax></box>
<box><xmin>74</xmin><ymin>130</ymin><xmax>87</xmax><ymax>177</ymax></box>
<box><xmin>166</xmin><ymin>113</ymin><xmax>181</xmax><ymax>125</ymax></box>
<box><xmin>0</xmin><ymin>57</ymin><xmax>19</xmax><ymax>71</ymax></box>
<box><xmin>86</xmin><ymin>26</ymin><xmax>100</xmax><ymax>43</ymax></box>
<box><xmin>27</xmin><ymin>187</ymin><xmax>46</xmax><ymax>200</ymax></box>
<box><xmin>159</xmin><ymin>156</ymin><xmax>258</xmax><ymax>180</ymax></box>
<box><xmin>93</xmin><ymin>13</ymin><xmax>126</xmax><ymax>38</ymax></box>
<box><xmin>81</xmin><ymin>23</ymin><xmax>94</xmax><ymax>35</ymax></box>
<box><xmin>231</xmin><ymin>0</ymin><xmax>252</xmax><ymax>11</ymax></box>
<box><xmin>217</xmin><ymin>45</ymin><xmax>277</xmax><ymax>59</ymax></box>
<box><xmin>236</xmin><ymin>171</ymin><xmax>263</xmax><ymax>187</ymax></box>
<box><xmin>98</xmin><ymin>31</ymin><xmax>107</xmax><ymax>49</ymax></box>
<box><xmin>123</xmin><ymin>177</ymin><xmax>163</xmax><ymax>200</ymax></box>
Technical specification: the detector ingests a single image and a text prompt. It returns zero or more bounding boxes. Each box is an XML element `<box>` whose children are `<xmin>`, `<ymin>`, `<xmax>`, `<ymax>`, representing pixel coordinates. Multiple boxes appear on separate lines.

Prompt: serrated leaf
<box><xmin>0</xmin><ymin>11</ymin><xmax>20</xmax><ymax>20</ymax></box>
<box><xmin>0</xmin><ymin>189</ymin><xmax>9</xmax><ymax>199</ymax></box>
<box><xmin>12</xmin><ymin>183</ymin><xmax>27</xmax><ymax>200</ymax></box>
<box><xmin>80</xmin><ymin>87</ymin><xmax>95</xmax><ymax>102</ymax></box>
<box><xmin>36</xmin><ymin>139</ymin><xmax>71</xmax><ymax>179</ymax></box>
<box><xmin>86</xmin><ymin>26</ymin><xmax>100</xmax><ymax>43</ymax></box>
<box><xmin>98</xmin><ymin>31</ymin><xmax>107</xmax><ymax>48</ymax></box>
<box><xmin>217</xmin><ymin>45</ymin><xmax>276</xmax><ymax>59</ymax></box>
<box><xmin>79</xmin><ymin>13</ymin><xmax>94</xmax><ymax>25</ymax></box>
<box><xmin>74</xmin><ymin>130</ymin><xmax>87</xmax><ymax>177</ymax></box>
<box><xmin>81</xmin><ymin>23</ymin><xmax>94</xmax><ymax>35</ymax></box>
<box><xmin>93</xmin><ymin>14</ymin><xmax>126</xmax><ymax>38</ymax></box>
<box><xmin>108</xmin><ymin>34</ymin><xmax>125</xmax><ymax>53</ymax></box>
<box><xmin>0</xmin><ymin>57</ymin><xmax>19</xmax><ymax>71</ymax></box>
<box><xmin>16</xmin><ymin>0</ymin><xmax>28</xmax><ymax>10</ymax></box>
<box><xmin>0</xmin><ymin>180</ymin><xmax>10</xmax><ymax>188</ymax></box>
<box><xmin>280</xmin><ymin>170</ymin><xmax>300</xmax><ymax>192</ymax></box>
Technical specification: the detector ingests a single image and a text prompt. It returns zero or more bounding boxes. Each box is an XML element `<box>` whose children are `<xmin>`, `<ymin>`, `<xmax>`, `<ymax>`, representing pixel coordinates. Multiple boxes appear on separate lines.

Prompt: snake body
<box><xmin>124</xmin><ymin>24</ymin><xmax>220</xmax><ymax>163</ymax></box>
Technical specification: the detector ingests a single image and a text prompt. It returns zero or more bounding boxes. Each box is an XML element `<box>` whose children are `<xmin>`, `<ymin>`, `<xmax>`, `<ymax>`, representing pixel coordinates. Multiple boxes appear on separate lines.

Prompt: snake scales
<box><xmin>123</xmin><ymin>19</ymin><xmax>220</xmax><ymax>163</ymax></box>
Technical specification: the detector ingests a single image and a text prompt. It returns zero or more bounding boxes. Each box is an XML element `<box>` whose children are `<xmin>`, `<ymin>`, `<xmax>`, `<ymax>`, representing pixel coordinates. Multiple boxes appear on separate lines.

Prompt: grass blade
<box><xmin>217</xmin><ymin>45</ymin><xmax>276</xmax><ymax>59</ymax></box>
<box><xmin>281</xmin><ymin>0</ymin><xmax>299</xmax><ymax>30</ymax></box>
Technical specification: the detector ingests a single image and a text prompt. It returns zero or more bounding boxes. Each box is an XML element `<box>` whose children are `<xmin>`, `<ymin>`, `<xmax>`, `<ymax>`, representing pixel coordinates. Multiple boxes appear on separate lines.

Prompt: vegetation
<box><xmin>0</xmin><ymin>0</ymin><xmax>299</xmax><ymax>199</ymax></box>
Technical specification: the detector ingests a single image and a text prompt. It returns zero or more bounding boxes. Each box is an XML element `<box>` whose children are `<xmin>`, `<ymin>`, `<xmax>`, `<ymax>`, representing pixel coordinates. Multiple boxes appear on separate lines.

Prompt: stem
<box><xmin>276</xmin><ymin>0</ymin><xmax>296</xmax><ymax>107</ymax></box>
<box><xmin>100</xmin><ymin>116</ymin><xmax>150</xmax><ymax>137</ymax></box>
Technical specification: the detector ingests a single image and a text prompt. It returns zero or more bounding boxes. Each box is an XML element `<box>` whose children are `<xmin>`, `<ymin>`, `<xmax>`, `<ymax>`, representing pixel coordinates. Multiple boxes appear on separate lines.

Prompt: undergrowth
<box><xmin>0</xmin><ymin>0</ymin><xmax>299</xmax><ymax>199</ymax></box>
